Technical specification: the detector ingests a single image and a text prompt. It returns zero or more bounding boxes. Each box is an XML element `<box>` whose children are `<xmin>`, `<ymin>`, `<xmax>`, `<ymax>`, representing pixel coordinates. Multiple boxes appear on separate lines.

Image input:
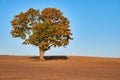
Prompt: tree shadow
<box><xmin>29</xmin><ymin>56</ymin><xmax>68</xmax><ymax>61</ymax></box>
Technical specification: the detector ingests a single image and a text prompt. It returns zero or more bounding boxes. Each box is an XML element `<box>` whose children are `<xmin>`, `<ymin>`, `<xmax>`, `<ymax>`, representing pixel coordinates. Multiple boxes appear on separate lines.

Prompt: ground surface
<box><xmin>0</xmin><ymin>55</ymin><xmax>120</xmax><ymax>80</ymax></box>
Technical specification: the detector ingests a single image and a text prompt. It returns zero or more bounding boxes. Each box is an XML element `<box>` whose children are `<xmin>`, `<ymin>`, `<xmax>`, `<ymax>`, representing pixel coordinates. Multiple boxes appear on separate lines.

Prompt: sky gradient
<box><xmin>0</xmin><ymin>0</ymin><xmax>120</xmax><ymax>58</ymax></box>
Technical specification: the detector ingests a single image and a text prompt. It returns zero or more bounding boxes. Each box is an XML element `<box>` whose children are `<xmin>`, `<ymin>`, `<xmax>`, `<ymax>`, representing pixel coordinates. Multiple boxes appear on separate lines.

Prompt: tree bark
<box><xmin>39</xmin><ymin>48</ymin><xmax>45</xmax><ymax>61</ymax></box>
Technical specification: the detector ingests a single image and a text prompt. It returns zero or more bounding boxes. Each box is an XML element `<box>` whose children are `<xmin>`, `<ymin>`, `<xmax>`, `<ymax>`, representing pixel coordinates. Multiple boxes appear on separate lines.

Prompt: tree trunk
<box><xmin>39</xmin><ymin>48</ymin><xmax>45</xmax><ymax>61</ymax></box>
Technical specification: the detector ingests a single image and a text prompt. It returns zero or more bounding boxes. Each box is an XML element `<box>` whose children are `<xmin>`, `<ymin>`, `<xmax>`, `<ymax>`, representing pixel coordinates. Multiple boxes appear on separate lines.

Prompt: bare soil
<box><xmin>0</xmin><ymin>55</ymin><xmax>120</xmax><ymax>80</ymax></box>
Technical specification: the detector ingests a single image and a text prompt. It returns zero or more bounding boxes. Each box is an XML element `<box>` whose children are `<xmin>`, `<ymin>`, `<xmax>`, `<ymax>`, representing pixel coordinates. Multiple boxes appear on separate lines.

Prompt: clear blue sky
<box><xmin>0</xmin><ymin>0</ymin><xmax>120</xmax><ymax>58</ymax></box>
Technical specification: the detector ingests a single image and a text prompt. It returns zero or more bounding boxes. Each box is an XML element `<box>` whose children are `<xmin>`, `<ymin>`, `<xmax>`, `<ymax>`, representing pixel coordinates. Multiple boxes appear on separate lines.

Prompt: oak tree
<box><xmin>11</xmin><ymin>8</ymin><xmax>72</xmax><ymax>60</ymax></box>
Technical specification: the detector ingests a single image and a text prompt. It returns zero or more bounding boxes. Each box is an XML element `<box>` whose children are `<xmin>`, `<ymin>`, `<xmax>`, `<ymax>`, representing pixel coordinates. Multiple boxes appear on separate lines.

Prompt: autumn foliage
<box><xmin>11</xmin><ymin>8</ymin><xmax>72</xmax><ymax>60</ymax></box>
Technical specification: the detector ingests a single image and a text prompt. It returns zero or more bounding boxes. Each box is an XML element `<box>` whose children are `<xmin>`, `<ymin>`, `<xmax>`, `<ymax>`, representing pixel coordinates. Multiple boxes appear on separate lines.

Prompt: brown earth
<box><xmin>0</xmin><ymin>55</ymin><xmax>120</xmax><ymax>80</ymax></box>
